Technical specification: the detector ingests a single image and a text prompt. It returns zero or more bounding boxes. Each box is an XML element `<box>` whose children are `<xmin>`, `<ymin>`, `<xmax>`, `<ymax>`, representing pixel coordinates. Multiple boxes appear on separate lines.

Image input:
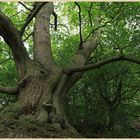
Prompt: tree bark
<box><xmin>0</xmin><ymin>2</ymin><xmax>101</xmax><ymax>137</ymax></box>
<box><xmin>1</xmin><ymin>2</ymin><xmax>139</xmax><ymax>138</ymax></box>
<box><xmin>0</xmin><ymin>85</ymin><xmax>18</xmax><ymax>95</ymax></box>
<box><xmin>33</xmin><ymin>3</ymin><xmax>55</xmax><ymax>71</ymax></box>
<box><xmin>0</xmin><ymin>10</ymin><xmax>30</xmax><ymax>80</ymax></box>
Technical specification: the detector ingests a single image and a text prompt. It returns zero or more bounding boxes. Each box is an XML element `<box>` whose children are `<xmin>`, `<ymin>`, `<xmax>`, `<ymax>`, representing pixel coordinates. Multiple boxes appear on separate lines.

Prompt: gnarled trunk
<box><xmin>0</xmin><ymin>2</ymin><xmax>140</xmax><ymax>138</ymax></box>
<box><xmin>0</xmin><ymin>60</ymin><xmax>81</xmax><ymax>137</ymax></box>
<box><xmin>0</xmin><ymin>2</ymin><xmax>100</xmax><ymax>138</ymax></box>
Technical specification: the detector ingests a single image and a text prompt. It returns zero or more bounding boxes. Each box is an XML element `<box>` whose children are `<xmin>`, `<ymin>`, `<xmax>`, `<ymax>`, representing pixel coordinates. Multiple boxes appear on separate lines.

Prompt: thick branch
<box><xmin>61</xmin><ymin>30</ymin><xmax>101</xmax><ymax>96</ymax></box>
<box><xmin>65</xmin><ymin>55</ymin><xmax>140</xmax><ymax>74</ymax></box>
<box><xmin>33</xmin><ymin>2</ymin><xmax>55</xmax><ymax>70</ymax></box>
<box><xmin>0</xmin><ymin>85</ymin><xmax>18</xmax><ymax>95</ymax></box>
<box><xmin>0</xmin><ymin>10</ymin><xmax>30</xmax><ymax>78</ymax></box>
<box><xmin>59</xmin><ymin>3</ymin><xmax>127</xmax><ymax>107</ymax></box>
<box><xmin>77</xmin><ymin>30</ymin><xmax>101</xmax><ymax>59</ymax></box>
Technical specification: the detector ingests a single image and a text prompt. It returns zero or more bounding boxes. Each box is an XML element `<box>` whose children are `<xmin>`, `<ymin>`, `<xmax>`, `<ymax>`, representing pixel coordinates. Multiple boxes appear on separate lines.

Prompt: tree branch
<box><xmin>65</xmin><ymin>55</ymin><xmax>140</xmax><ymax>74</ymax></box>
<box><xmin>0</xmin><ymin>10</ymin><xmax>30</xmax><ymax>78</ymax></box>
<box><xmin>84</xmin><ymin>20</ymin><xmax>111</xmax><ymax>42</ymax></box>
<box><xmin>61</xmin><ymin>30</ymin><xmax>101</xmax><ymax>95</ymax></box>
<box><xmin>23</xmin><ymin>32</ymin><xmax>33</xmax><ymax>42</ymax></box>
<box><xmin>83</xmin><ymin>3</ymin><xmax>123</xmax><ymax>42</ymax></box>
<box><xmin>10</xmin><ymin>10</ymin><xmax>23</xmax><ymax>18</ymax></box>
<box><xmin>88</xmin><ymin>3</ymin><xmax>93</xmax><ymax>27</ymax></box>
<box><xmin>75</xmin><ymin>2</ymin><xmax>83</xmax><ymax>48</ymax></box>
<box><xmin>0</xmin><ymin>85</ymin><xmax>18</xmax><ymax>95</ymax></box>
<box><xmin>20</xmin><ymin>2</ymin><xmax>47</xmax><ymax>36</ymax></box>
<box><xmin>52</xmin><ymin>11</ymin><xmax>57</xmax><ymax>30</ymax></box>
<box><xmin>121</xmin><ymin>88</ymin><xmax>140</xmax><ymax>100</ymax></box>
<box><xmin>57</xmin><ymin>24</ymin><xmax>70</xmax><ymax>34</ymax></box>
<box><xmin>18</xmin><ymin>2</ymin><xmax>32</xmax><ymax>12</ymax></box>
<box><xmin>33</xmin><ymin>2</ymin><xmax>55</xmax><ymax>70</ymax></box>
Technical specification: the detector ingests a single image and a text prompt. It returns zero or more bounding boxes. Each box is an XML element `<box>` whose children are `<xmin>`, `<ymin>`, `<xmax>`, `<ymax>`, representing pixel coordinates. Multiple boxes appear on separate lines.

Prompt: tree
<box><xmin>95</xmin><ymin>64</ymin><xmax>140</xmax><ymax>129</ymax></box>
<box><xmin>66</xmin><ymin>62</ymin><xmax>140</xmax><ymax>137</ymax></box>
<box><xmin>0</xmin><ymin>2</ymin><xmax>140</xmax><ymax>138</ymax></box>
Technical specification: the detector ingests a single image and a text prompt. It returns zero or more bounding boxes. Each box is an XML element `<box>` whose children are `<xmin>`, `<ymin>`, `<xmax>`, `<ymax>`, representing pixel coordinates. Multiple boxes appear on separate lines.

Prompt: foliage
<box><xmin>0</xmin><ymin>2</ymin><xmax>140</xmax><ymax>137</ymax></box>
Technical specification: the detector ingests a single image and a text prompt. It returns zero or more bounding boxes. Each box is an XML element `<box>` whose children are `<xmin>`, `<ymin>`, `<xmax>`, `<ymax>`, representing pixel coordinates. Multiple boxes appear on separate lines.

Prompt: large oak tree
<box><xmin>0</xmin><ymin>2</ymin><xmax>139</xmax><ymax>138</ymax></box>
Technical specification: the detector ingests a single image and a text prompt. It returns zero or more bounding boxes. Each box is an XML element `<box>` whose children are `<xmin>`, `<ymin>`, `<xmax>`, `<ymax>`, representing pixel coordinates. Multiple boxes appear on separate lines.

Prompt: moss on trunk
<box><xmin>0</xmin><ymin>64</ymin><xmax>81</xmax><ymax>138</ymax></box>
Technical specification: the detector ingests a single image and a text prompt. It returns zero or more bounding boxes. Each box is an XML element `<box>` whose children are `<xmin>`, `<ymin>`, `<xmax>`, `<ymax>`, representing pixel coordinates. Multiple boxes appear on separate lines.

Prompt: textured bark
<box><xmin>58</xmin><ymin>30</ymin><xmax>101</xmax><ymax>108</ymax></box>
<box><xmin>33</xmin><ymin>3</ymin><xmax>55</xmax><ymax>71</ymax></box>
<box><xmin>0</xmin><ymin>2</ymin><xmax>140</xmax><ymax>138</ymax></box>
<box><xmin>1</xmin><ymin>2</ymin><xmax>139</xmax><ymax>138</ymax></box>
<box><xmin>0</xmin><ymin>60</ymin><xmax>80</xmax><ymax>137</ymax></box>
<box><xmin>0</xmin><ymin>2</ymin><xmax>100</xmax><ymax>137</ymax></box>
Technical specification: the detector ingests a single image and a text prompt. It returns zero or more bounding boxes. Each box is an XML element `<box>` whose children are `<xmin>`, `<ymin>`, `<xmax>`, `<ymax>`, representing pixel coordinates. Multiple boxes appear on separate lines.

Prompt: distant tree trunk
<box><xmin>107</xmin><ymin>108</ymin><xmax>115</xmax><ymax>129</ymax></box>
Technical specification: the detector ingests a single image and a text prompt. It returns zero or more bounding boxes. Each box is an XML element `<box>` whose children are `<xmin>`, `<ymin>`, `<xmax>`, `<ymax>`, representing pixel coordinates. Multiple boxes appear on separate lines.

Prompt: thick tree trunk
<box><xmin>0</xmin><ymin>2</ymin><xmax>101</xmax><ymax>138</ymax></box>
<box><xmin>0</xmin><ymin>2</ymin><xmax>140</xmax><ymax>138</ymax></box>
<box><xmin>0</xmin><ymin>60</ymin><xmax>81</xmax><ymax>138</ymax></box>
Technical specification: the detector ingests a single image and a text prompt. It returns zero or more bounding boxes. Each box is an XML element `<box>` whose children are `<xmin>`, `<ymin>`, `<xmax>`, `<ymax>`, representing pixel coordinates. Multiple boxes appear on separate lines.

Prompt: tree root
<box><xmin>0</xmin><ymin>102</ymin><xmax>82</xmax><ymax>138</ymax></box>
<box><xmin>0</xmin><ymin>114</ymin><xmax>82</xmax><ymax>138</ymax></box>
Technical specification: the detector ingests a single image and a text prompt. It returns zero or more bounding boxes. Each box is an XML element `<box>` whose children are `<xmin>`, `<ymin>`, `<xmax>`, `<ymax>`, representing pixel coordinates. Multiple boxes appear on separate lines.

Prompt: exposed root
<box><xmin>0</xmin><ymin>105</ymin><xmax>82</xmax><ymax>138</ymax></box>
<box><xmin>0</xmin><ymin>118</ymin><xmax>81</xmax><ymax>138</ymax></box>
